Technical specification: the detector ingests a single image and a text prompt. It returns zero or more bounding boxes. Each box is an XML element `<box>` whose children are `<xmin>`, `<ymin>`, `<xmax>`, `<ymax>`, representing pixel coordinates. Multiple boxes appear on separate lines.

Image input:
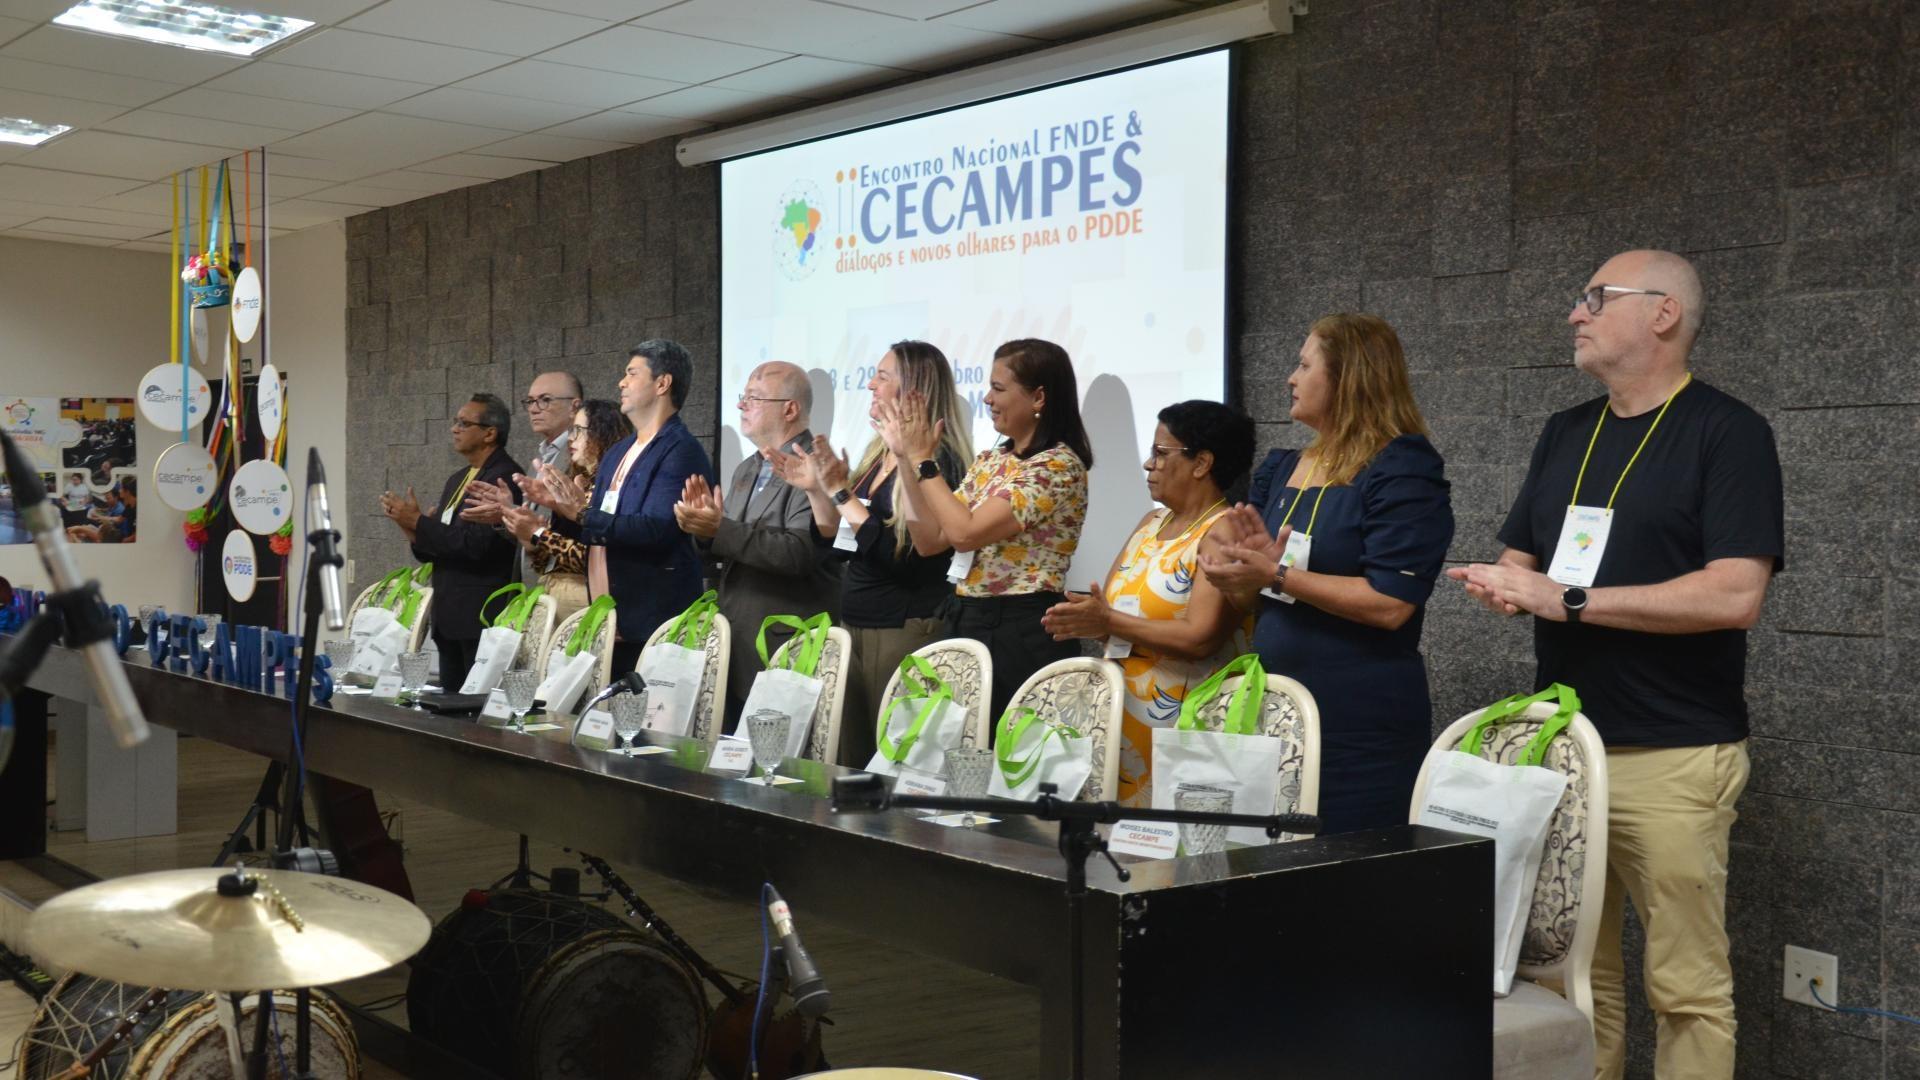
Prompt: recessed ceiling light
<box><xmin>53</xmin><ymin>0</ymin><xmax>315</xmax><ymax>57</ymax></box>
<box><xmin>0</xmin><ymin>117</ymin><xmax>73</xmax><ymax>146</ymax></box>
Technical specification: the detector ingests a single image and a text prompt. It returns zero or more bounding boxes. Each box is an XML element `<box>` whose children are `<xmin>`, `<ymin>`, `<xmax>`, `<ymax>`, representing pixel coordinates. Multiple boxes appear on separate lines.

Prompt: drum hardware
<box><xmin>25</xmin><ymin>865</ymin><xmax>429</xmax><ymax>1080</ymax></box>
<box><xmin>490</xmin><ymin>834</ymin><xmax>553</xmax><ymax>891</ymax></box>
<box><xmin>579</xmin><ymin>854</ymin><xmax>827</xmax><ymax>1080</ymax></box>
<box><xmin>37</xmin><ymin>985</ymin><xmax>169</xmax><ymax>1080</ymax></box>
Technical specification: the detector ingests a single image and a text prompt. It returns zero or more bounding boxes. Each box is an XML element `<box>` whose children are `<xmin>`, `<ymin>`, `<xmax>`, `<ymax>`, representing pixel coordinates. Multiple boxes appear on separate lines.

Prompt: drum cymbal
<box><xmin>27</xmin><ymin>867</ymin><xmax>431</xmax><ymax>992</ymax></box>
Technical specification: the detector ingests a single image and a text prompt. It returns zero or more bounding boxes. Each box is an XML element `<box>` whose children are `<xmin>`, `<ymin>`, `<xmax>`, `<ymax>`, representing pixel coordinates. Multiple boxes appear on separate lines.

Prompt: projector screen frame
<box><xmin>711</xmin><ymin>43</ymin><xmax>1244</xmax><ymax>470</ymax></box>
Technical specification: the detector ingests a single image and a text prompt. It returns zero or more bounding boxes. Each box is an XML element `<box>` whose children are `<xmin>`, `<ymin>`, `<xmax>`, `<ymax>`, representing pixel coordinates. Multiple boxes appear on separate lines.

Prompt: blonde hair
<box><xmin>1303</xmin><ymin>313</ymin><xmax>1430</xmax><ymax>486</ymax></box>
<box><xmin>854</xmin><ymin>341</ymin><xmax>974</xmax><ymax>555</ymax></box>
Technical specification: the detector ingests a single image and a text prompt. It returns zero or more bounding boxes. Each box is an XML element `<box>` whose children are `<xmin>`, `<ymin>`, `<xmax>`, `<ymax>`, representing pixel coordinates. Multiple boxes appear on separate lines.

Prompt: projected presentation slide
<box><xmin>720</xmin><ymin>48</ymin><xmax>1230</xmax><ymax>581</ymax></box>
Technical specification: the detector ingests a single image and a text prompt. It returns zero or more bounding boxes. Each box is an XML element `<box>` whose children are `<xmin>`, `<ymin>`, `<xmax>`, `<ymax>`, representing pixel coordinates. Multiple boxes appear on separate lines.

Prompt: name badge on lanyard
<box><xmin>947</xmin><ymin>548</ymin><xmax>975</xmax><ymax>585</ymax></box>
<box><xmin>598</xmin><ymin>485</ymin><xmax>620</xmax><ymax>515</ymax></box>
<box><xmin>1263</xmin><ymin>531</ymin><xmax>1312</xmax><ymax>604</ymax></box>
<box><xmin>1548</xmin><ymin>506</ymin><xmax>1612</xmax><ymax>587</ymax></box>
<box><xmin>439</xmin><ymin>502</ymin><xmax>458</xmax><ymax>525</ymax></box>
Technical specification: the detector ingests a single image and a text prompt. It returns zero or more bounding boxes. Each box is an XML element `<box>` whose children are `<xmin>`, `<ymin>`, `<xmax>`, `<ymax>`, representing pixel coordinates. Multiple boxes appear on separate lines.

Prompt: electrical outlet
<box><xmin>1784</xmin><ymin>945</ymin><xmax>1838</xmax><ymax>1010</ymax></box>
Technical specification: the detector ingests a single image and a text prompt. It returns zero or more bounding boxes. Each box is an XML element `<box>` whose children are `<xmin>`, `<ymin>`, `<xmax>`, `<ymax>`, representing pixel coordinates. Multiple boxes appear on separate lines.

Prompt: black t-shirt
<box><xmin>837</xmin><ymin>448</ymin><xmax>965</xmax><ymax>628</ymax></box>
<box><xmin>1498</xmin><ymin>379</ymin><xmax>1784</xmax><ymax>747</ymax></box>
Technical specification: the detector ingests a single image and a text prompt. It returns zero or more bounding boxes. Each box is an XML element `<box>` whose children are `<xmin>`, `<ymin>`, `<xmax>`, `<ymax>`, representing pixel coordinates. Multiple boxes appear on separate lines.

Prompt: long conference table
<box><xmin>5</xmin><ymin>642</ymin><xmax>1493</xmax><ymax>1078</ymax></box>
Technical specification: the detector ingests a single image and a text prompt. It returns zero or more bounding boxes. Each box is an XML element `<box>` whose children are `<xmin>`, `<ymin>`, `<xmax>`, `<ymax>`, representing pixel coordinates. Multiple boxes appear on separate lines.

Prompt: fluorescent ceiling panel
<box><xmin>52</xmin><ymin>0</ymin><xmax>315</xmax><ymax>57</ymax></box>
<box><xmin>0</xmin><ymin>115</ymin><xmax>70</xmax><ymax>144</ymax></box>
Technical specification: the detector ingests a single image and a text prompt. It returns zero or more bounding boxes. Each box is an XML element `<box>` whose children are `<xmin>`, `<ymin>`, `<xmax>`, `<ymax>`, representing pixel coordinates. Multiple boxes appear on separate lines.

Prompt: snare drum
<box><xmin>22</xmin><ymin>973</ymin><xmax>359</xmax><ymax>1080</ymax></box>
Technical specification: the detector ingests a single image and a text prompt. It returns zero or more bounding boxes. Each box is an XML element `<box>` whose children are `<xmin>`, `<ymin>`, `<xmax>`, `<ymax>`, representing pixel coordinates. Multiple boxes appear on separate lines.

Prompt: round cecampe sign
<box><xmin>230</xmin><ymin>458</ymin><xmax>293</xmax><ymax>536</ymax></box>
<box><xmin>136</xmin><ymin>363</ymin><xmax>212</xmax><ymax>429</ymax></box>
<box><xmin>152</xmin><ymin>442</ymin><xmax>218</xmax><ymax>511</ymax></box>
<box><xmin>257</xmin><ymin>363</ymin><xmax>283</xmax><ymax>441</ymax></box>
<box><xmin>231</xmin><ymin>266</ymin><xmax>262</xmax><ymax>343</ymax></box>
<box><xmin>222</xmin><ymin>527</ymin><xmax>258</xmax><ymax>602</ymax></box>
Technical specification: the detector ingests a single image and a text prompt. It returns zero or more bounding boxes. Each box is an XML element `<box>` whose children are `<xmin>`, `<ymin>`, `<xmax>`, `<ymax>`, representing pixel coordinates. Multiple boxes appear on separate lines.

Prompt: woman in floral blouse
<box><xmin>886</xmin><ymin>338</ymin><xmax>1093</xmax><ymax>724</ymax></box>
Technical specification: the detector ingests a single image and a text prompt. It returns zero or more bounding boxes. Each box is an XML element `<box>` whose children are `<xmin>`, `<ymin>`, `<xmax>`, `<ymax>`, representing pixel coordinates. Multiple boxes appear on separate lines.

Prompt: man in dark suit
<box><xmin>380</xmin><ymin>392</ymin><xmax>523</xmax><ymax>691</ymax></box>
<box><xmin>570</xmin><ymin>340</ymin><xmax>716</xmax><ymax>675</ymax></box>
<box><xmin>675</xmin><ymin>360</ymin><xmax>839</xmax><ymax>727</ymax></box>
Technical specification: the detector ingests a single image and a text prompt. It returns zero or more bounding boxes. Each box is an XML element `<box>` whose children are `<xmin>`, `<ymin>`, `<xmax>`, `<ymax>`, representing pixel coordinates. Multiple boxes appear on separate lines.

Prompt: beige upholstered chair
<box><xmin>1409</xmin><ymin>701</ymin><xmax>1610</xmax><ymax>1080</ymax></box>
<box><xmin>876</xmin><ymin>638</ymin><xmax>994</xmax><ymax>748</ymax></box>
<box><xmin>1184</xmin><ymin>671</ymin><xmax>1321</xmax><ymax>836</ymax></box>
<box><xmin>641</xmin><ymin>612</ymin><xmax>733</xmax><ymax>749</ymax></box>
<box><xmin>402</xmin><ymin>587</ymin><xmax>433</xmax><ymax>652</ymax></box>
<box><xmin>541</xmin><ymin>605</ymin><xmax>617</xmax><ymax>706</ymax></box>
<box><xmin>1001</xmin><ymin>658</ymin><xmax>1125</xmax><ymax>801</ymax></box>
<box><xmin>506</xmin><ymin>593</ymin><xmax>558</xmax><ymax>673</ymax></box>
<box><xmin>769</xmin><ymin>626</ymin><xmax>852</xmax><ymax>764</ymax></box>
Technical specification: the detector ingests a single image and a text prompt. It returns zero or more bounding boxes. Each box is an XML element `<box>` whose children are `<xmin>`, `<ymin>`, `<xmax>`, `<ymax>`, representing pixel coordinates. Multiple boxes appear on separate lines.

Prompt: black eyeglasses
<box><xmin>451</xmin><ymin>419</ymin><xmax>486</xmax><ymax>430</ymax></box>
<box><xmin>522</xmin><ymin>394</ymin><xmax>579</xmax><ymax>411</ymax></box>
<box><xmin>1577</xmin><ymin>284</ymin><xmax>1667</xmax><ymax>315</ymax></box>
<box><xmin>737</xmin><ymin>395</ymin><xmax>792</xmax><ymax>407</ymax></box>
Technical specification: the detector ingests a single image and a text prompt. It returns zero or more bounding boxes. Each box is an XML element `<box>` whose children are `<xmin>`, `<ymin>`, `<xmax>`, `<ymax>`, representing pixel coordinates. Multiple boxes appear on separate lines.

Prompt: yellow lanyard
<box><xmin>1569</xmin><ymin>374</ymin><xmax>1691</xmax><ymax>510</ymax></box>
<box><xmin>1278</xmin><ymin>458</ymin><xmax>1329</xmax><ymax>536</ymax></box>
<box><xmin>1157</xmin><ymin>498</ymin><xmax>1226</xmax><ymax>545</ymax></box>
<box><xmin>446</xmin><ymin>467</ymin><xmax>479</xmax><ymax>512</ymax></box>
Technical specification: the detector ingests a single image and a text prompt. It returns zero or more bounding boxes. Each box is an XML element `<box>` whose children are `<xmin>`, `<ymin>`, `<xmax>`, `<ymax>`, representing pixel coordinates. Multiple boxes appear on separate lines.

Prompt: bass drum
<box><xmin>22</xmin><ymin>974</ymin><xmax>359</xmax><ymax>1080</ymax></box>
<box><xmin>514</xmin><ymin>930</ymin><xmax>707</xmax><ymax>1080</ymax></box>
<box><xmin>409</xmin><ymin>888</ymin><xmax>706</xmax><ymax>1079</ymax></box>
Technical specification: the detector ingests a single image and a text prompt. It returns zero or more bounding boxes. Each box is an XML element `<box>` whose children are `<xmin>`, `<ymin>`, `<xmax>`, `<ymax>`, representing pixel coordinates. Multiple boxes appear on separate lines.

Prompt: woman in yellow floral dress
<box><xmin>1043</xmin><ymin>401</ymin><xmax>1256</xmax><ymax>804</ymax></box>
<box><xmin>885</xmin><ymin>338</ymin><xmax>1093</xmax><ymax>724</ymax></box>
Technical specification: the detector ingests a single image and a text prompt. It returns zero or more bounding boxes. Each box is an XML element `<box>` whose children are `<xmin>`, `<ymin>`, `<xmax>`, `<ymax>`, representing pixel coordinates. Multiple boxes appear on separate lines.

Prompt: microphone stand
<box><xmin>831</xmin><ymin>775</ymin><xmax>1319</xmax><ymax>1080</ymax></box>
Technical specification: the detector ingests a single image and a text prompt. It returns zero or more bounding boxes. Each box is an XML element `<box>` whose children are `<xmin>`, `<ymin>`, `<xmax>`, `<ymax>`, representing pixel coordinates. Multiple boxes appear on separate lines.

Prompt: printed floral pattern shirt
<box><xmin>953</xmin><ymin>443</ymin><xmax>1087</xmax><ymax>597</ymax></box>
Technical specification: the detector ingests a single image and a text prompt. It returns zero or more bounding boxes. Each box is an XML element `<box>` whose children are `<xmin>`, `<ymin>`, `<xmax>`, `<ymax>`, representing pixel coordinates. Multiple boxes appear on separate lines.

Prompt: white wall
<box><xmin>269</xmin><ymin>221</ymin><xmax>348</xmax><ymax>612</ymax></box>
<box><xmin>0</xmin><ymin>237</ymin><xmax>190</xmax><ymax>614</ymax></box>
<box><xmin>0</xmin><ymin>225</ymin><xmax>349</xmax><ymax>630</ymax></box>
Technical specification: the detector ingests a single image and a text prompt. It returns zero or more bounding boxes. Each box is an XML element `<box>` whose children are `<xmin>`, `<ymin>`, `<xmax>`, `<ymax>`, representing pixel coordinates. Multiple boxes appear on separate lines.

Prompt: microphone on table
<box><xmin>0</xmin><ymin>431</ymin><xmax>148</xmax><ymax>748</ymax></box>
<box><xmin>306</xmin><ymin>448</ymin><xmax>347</xmax><ymax>632</ymax></box>
<box><xmin>580</xmin><ymin>670</ymin><xmax>645</xmax><ymax>713</ymax></box>
<box><xmin>765</xmin><ymin>885</ymin><xmax>831</xmax><ymax>1017</ymax></box>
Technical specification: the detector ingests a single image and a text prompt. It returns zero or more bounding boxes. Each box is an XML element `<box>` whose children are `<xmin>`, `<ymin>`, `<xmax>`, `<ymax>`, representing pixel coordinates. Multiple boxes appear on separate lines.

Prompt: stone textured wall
<box><xmin>346</xmin><ymin>2</ymin><xmax>1920</xmax><ymax>1074</ymax></box>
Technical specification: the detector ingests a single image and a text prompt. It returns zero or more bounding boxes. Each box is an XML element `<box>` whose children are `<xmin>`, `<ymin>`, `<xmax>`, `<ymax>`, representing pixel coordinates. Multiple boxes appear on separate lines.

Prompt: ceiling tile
<box><xmin>345</xmin><ymin>0</ymin><xmax>608</xmax><ymax>55</ymax></box>
<box><xmin>304</xmin><ymin>182</ymin><xmax>436</xmax><ymax>207</ymax></box>
<box><xmin>201</xmin><ymin>62</ymin><xmax>435</xmax><ymax>110</ymax></box>
<box><xmin>637</xmin><ymin>0</ymin><xmax>1025</xmax><ymax>69</ymax></box>
<box><xmin>0</xmin><ymin>87</ymin><xmax>125</xmax><ymax>127</ymax></box>
<box><xmin>262</xmin><ymin>152</ymin><xmax>380</xmax><ymax>181</ymax></box>
<box><xmin>268</xmin><ymin>196</ymin><xmax>375</xmax><ymax>227</ymax></box>
<box><xmin>150</xmin><ymin>87</ymin><xmax>359</xmax><ymax>130</ymax></box>
<box><xmin>19</xmin><ymin>215</ymin><xmax>157</xmax><ymax>239</ymax></box>
<box><xmin>273</xmin><ymin>112</ymin><xmax>514</xmax><ymax>171</ymax></box>
<box><xmin>0</xmin><ymin>15</ymin><xmax>33</xmax><ymax>47</ymax></box>
<box><xmin>250</xmin><ymin>0</ymin><xmax>389</xmax><ymax>22</ymax></box>
<box><xmin>826</xmin><ymin>0</ymin><xmax>979</xmax><ymax>16</ymax></box>
<box><xmin>267</xmin><ymin>28</ymin><xmax>513</xmax><ymax>83</ymax></box>
<box><xmin>707</xmin><ymin>54</ymin><xmax>903</xmax><ymax>98</ymax></box>
<box><xmin>536</xmin><ymin>25</ymin><xmax>787</xmax><ymax>84</ymax></box>
<box><xmin>409</xmin><ymin>152</ymin><xmax>551</xmax><ymax>179</ymax></box>
<box><xmin>0</xmin><ymin>1</ymin><xmax>75</xmax><ymax>21</ymax></box>
<box><xmin>473</xmin><ymin>130</ymin><xmax>626</xmax><ymax>160</ymax></box>
<box><xmin>538</xmin><ymin>110</ymin><xmax>703</xmax><ymax>144</ymax></box>
<box><xmin>453</xmin><ymin>58</ymin><xmax>683</xmax><ymax>108</ymax></box>
<box><xmin>357</xmin><ymin>168</ymin><xmax>473</xmax><ymax>193</ymax></box>
<box><xmin>116</xmin><ymin>238</ymin><xmax>178</xmax><ymax>251</ymax></box>
<box><xmin>380</xmin><ymin>87</ymin><xmax>595</xmax><ymax>132</ymax></box>
<box><xmin>497</xmin><ymin>0</ymin><xmax>678</xmax><ymax>18</ymax></box>
<box><xmin>97</xmin><ymin>110</ymin><xmax>301</xmax><ymax>149</ymax></box>
<box><xmin>90</xmin><ymin>175</ymin><xmax>330</xmax><ymax>214</ymax></box>
<box><xmin>0</xmin><ymin>55</ymin><xmax>179</xmax><ymax>107</ymax></box>
<box><xmin>0</xmin><ymin>165</ymin><xmax>142</xmax><ymax>203</ymax></box>
<box><xmin>934</xmin><ymin>0</ymin><xmax>1185</xmax><ymax>38</ymax></box>
<box><xmin>21</xmin><ymin>131</ymin><xmax>231</xmax><ymax>181</ymax></box>
<box><xmin>619</xmin><ymin>84</ymin><xmax>806</xmax><ymax>122</ymax></box>
<box><xmin>6</xmin><ymin>228</ymin><xmax>120</xmax><ymax>245</ymax></box>
<box><xmin>3</xmin><ymin>26</ymin><xmax>247</xmax><ymax>84</ymax></box>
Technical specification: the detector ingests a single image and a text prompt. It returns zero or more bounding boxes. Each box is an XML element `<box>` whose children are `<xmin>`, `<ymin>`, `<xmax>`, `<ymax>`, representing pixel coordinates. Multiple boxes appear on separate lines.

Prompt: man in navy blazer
<box><xmin>578</xmin><ymin>339</ymin><xmax>717</xmax><ymax>674</ymax></box>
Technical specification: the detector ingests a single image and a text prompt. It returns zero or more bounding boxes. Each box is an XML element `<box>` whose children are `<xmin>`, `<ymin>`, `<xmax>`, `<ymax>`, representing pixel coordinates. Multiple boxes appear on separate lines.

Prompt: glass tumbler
<box><xmin>1174</xmin><ymin>783</ymin><xmax>1234</xmax><ymax>856</ymax></box>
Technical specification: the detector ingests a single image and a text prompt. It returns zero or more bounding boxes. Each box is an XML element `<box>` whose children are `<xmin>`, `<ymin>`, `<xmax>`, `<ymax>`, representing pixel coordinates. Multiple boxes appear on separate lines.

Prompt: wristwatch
<box><xmin>1561</xmin><ymin>586</ymin><xmax>1588</xmax><ymax>624</ymax></box>
<box><xmin>830</xmin><ymin>488</ymin><xmax>853</xmax><ymax>506</ymax></box>
<box><xmin>1270</xmin><ymin>560</ymin><xmax>1289</xmax><ymax>593</ymax></box>
<box><xmin>917</xmin><ymin>459</ymin><xmax>941</xmax><ymax>481</ymax></box>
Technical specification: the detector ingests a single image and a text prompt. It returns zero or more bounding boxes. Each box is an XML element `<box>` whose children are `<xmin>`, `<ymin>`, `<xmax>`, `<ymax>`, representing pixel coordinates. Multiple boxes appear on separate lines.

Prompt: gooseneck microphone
<box><xmin>306</xmin><ymin>448</ymin><xmax>347</xmax><ymax>632</ymax></box>
<box><xmin>580</xmin><ymin>670</ymin><xmax>646</xmax><ymax>713</ymax></box>
<box><xmin>0</xmin><ymin>431</ymin><xmax>149</xmax><ymax>748</ymax></box>
<box><xmin>765</xmin><ymin>886</ymin><xmax>831</xmax><ymax>1017</ymax></box>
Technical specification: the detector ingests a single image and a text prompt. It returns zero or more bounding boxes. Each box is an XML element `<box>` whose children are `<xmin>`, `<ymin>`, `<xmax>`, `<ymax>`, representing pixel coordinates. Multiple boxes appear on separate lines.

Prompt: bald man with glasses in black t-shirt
<box><xmin>1448</xmin><ymin>249</ymin><xmax>1783</xmax><ymax>1080</ymax></box>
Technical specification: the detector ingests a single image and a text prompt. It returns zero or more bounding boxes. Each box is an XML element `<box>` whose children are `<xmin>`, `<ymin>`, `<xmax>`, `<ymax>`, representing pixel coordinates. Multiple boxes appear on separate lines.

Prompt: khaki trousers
<box><xmin>839</xmin><ymin>619</ymin><xmax>946</xmax><ymax>767</ymax></box>
<box><xmin>1592</xmin><ymin>740</ymin><xmax>1749</xmax><ymax>1080</ymax></box>
<box><xmin>538</xmin><ymin>571</ymin><xmax>589</xmax><ymax>626</ymax></box>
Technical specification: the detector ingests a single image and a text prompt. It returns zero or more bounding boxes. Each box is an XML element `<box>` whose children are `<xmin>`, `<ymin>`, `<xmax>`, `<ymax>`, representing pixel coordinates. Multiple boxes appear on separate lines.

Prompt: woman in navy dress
<box><xmin>1202</xmin><ymin>313</ymin><xmax>1453</xmax><ymax>833</ymax></box>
